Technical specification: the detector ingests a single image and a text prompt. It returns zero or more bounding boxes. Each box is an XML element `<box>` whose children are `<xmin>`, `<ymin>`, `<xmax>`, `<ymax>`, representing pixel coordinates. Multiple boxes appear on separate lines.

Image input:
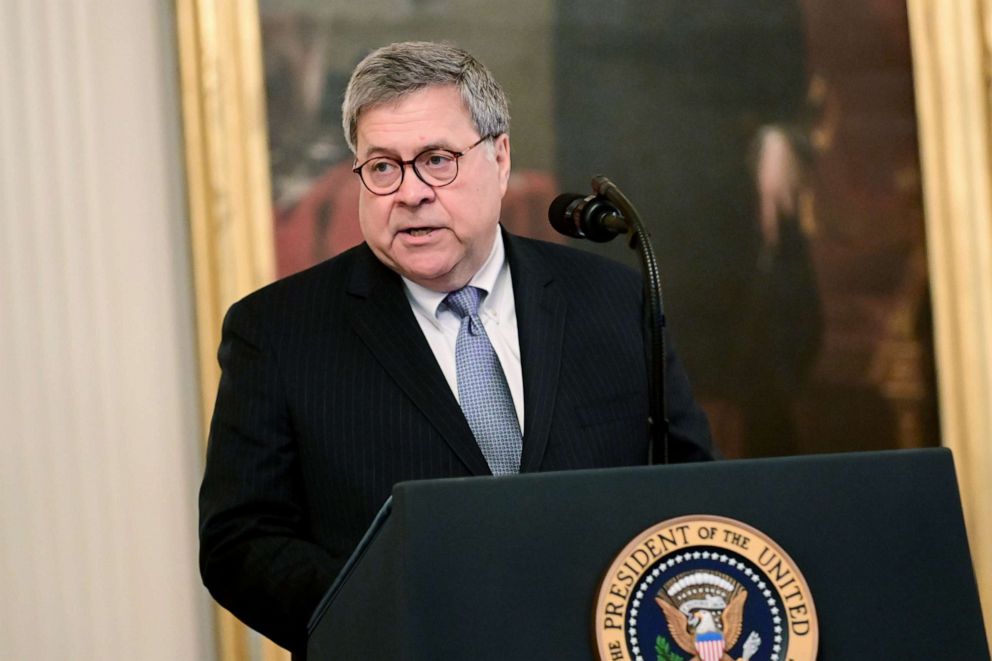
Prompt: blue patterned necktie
<box><xmin>443</xmin><ymin>286</ymin><xmax>522</xmax><ymax>476</ymax></box>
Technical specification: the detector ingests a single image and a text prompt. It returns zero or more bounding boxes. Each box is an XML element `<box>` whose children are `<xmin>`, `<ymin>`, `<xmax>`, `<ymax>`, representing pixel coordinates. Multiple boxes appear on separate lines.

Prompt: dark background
<box><xmin>257</xmin><ymin>0</ymin><xmax>939</xmax><ymax>460</ymax></box>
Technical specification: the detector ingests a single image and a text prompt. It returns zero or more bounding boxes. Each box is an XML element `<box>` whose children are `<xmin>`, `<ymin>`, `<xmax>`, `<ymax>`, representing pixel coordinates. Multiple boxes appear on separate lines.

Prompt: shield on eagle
<box><xmin>695</xmin><ymin>631</ymin><xmax>725</xmax><ymax>661</ymax></box>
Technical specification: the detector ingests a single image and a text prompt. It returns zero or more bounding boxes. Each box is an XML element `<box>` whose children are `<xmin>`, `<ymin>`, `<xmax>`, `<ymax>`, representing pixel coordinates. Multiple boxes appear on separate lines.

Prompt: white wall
<box><xmin>0</xmin><ymin>1</ymin><xmax>212</xmax><ymax>659</ymax></box>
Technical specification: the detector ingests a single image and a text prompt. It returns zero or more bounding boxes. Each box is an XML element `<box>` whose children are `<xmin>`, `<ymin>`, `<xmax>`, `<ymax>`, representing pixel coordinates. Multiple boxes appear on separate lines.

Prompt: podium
<box><xmin>307</xmin><ymin>448</ymin><xmax>988</xmax><ymax>659</ymax></box>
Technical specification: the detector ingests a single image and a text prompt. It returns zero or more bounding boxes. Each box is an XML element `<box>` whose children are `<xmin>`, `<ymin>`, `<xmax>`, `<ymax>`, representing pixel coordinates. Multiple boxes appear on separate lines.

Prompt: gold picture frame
<box><xmin>906</xmin><ymin>0</ymin><xmax>992</xmax><ymax>639</ymax></box>
<box><xmin>175</xmin><ymin>0</ymin><xmax>285</xmax><ymax>659</ymax></box>
<box><xmin>176</xmin><ymin>1</ymin><xmax>992</xmax><ymax>657</ymax></box>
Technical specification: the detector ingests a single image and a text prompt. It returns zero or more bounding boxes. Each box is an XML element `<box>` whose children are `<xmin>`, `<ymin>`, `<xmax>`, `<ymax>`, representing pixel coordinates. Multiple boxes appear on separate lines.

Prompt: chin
<box><xmin>396</xmin><ymin>266</ymin><xmax>447</xmax><ymax>286</ymax></box>
<box><xmin>398</xmin><ymin>256</ymin><xmax>459</xmax><ymax>279</ymax></box>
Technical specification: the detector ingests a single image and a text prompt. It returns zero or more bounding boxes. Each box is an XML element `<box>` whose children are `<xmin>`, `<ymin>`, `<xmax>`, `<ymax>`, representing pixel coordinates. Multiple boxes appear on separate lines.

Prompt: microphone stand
<box><xmin>590</xmin><ymin>176</ymin><xmax>669</xmax><ymax>465</ymax></box>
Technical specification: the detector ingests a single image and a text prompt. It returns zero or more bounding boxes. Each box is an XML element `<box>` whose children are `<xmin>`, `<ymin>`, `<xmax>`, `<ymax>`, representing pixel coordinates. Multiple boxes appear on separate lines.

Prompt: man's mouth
<box><xmin>402</xmin><ymin>227</ymin><xmax>435</xmax><ymax>237</ymax></box>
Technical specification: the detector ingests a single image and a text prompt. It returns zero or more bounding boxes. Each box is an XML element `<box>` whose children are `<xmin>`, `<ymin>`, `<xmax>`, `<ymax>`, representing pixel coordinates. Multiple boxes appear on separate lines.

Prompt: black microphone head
<box><xmin>548</xmin><ymin>193</ymin><xmax>586</xmax><ymax>239</ymax></box>
<box><xmin>549</xmin><ymin>192</ymin><xmax>626</xmax><ymax>242</ymax></box>
<box><xmin>578</xmin><ymin>197</ymin><xmax>624</xmax><ymax>242</ymax></box>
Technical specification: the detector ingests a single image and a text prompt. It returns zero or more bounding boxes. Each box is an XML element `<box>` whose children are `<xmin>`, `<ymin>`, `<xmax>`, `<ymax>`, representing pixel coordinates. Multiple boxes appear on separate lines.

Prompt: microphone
<box><xmin>548</xmin><ymin>193</ymin><xmax>628</xmax><ymax>242</ymax></box>
<box><xmin>549</xmin><ymin>177</ymin><xmax>671</xmax><ymax>464</ymax></box>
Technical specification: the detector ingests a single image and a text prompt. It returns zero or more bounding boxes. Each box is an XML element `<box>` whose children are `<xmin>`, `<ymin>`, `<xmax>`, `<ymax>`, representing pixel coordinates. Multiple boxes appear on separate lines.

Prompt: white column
<box><xmin>0</xmin><ymin>1</ymin><xmax>212</xmax><ymax>659</ymax></box>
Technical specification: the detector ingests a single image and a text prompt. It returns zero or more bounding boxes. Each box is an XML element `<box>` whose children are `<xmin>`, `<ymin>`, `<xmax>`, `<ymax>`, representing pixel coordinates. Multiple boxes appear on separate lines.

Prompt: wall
<box><xmin>0</xmin><ymin>1</ymin><xmax>212</xmax><ymax>658</ymax></box>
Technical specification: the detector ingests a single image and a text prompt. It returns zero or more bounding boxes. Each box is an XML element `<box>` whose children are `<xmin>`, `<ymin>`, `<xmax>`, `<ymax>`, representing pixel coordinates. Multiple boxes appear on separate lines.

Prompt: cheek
<box><xmin>358</xmin><ymin>196</ymin><xmax>389</xmax><ymax>237</ymax></box>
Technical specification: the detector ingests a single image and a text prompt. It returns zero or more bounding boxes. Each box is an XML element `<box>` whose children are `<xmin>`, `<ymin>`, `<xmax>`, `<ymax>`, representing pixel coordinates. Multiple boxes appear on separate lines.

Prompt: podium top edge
<box><xmin>392</xmin><ymin>447</ymin><xmax>952</xmax><ymax>497</ymax></box>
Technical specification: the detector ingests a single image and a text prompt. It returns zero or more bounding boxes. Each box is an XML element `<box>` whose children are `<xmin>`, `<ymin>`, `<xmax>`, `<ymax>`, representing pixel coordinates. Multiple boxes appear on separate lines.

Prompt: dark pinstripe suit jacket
<box><xmin>199</xmin><ymin>230</ymin><xmax>712</xmax><ymax>653</ymax></box>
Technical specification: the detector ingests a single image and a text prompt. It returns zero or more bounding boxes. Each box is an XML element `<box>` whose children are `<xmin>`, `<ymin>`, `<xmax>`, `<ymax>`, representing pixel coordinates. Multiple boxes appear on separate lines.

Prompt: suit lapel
<box><xmin>346</xmin><ymin>246</ymin><xmax>492</xmax><ymax>476</ymax></box>
<box><xmin>504</xmin><ymin>232</ymin><xmax>567</xmax><ymax>473</ymax></box>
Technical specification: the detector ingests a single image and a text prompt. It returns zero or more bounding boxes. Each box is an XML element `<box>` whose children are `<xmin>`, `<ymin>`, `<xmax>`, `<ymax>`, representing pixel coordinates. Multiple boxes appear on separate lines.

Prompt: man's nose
<box><xmin>394</xmin><ymin>163</ymin><xmax>435</xmax><ymax>206</ymax></box>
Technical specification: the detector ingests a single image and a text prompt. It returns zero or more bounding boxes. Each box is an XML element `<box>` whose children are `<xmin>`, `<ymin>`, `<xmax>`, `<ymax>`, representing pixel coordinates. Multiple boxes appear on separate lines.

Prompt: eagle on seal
<box><xmin>655</xmin><ymin>572</ymin><xmax>760</xmax><ymax>661</ymax></box>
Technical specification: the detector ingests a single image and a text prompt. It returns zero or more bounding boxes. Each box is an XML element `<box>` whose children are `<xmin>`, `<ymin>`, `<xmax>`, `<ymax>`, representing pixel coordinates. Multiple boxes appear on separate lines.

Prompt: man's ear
<box><xmin>494</xmin><ymin>133</ymin><xmax>511</xmax><ymax>195</ymax></box>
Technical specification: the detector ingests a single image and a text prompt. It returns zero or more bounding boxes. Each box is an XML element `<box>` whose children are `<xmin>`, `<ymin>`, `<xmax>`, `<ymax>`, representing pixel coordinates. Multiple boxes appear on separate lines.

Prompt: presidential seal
<box><xmin>594</xmin><ymin>516</ymin><xmax>817</xmax><ymax>661</ymax></box>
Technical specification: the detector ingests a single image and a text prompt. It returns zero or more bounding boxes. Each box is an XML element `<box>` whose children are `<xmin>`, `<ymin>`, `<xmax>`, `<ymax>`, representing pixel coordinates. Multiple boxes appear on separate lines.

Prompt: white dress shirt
<box><xmin>402</xmin><ymin>228</ymin><xmax>524</xmax><ymax>433</ymax></box>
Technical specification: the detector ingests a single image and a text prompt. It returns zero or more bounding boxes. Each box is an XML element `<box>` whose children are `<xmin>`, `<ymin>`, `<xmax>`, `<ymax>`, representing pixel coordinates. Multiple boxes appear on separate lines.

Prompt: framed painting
<box><xmin>176</xmin><ymin>1</ymin><xmax>992</xmax><ymax>657</ymax></box>
<box><xmin>257</xmin><ymin>0</ymin><xmax>936</xmax><ymax>459</ymax></box>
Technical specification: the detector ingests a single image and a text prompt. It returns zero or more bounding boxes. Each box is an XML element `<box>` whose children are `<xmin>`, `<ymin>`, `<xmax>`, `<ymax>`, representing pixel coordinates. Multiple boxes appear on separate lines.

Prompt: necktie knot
<box><xmin>443</xmin><ymin>286</ymin><xmax>482</xmax><ymax>319</ymax></box>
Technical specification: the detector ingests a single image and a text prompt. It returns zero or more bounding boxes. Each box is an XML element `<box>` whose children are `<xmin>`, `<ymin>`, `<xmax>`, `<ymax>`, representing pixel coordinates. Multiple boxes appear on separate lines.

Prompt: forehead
<box><xmin>355</xmin><ymin>85</ymin><xmax>476</xmax><ymax>156</ymax></box>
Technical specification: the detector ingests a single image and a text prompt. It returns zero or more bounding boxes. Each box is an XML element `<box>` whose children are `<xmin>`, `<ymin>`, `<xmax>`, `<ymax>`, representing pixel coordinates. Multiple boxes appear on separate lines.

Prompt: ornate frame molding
<box><xmin>908</xmin><ymin>0</ymin><xmax>992</xmax><ymax>637</ymax></box>
<box><xmin>174</xmin><ymin>0</ymin><xmax>284</xmax><ymax>659</ymax></box>
<box><xmin>176</xmin><ymin>1</ymin><xmax>992</xmax><ymax>655</ymax></box>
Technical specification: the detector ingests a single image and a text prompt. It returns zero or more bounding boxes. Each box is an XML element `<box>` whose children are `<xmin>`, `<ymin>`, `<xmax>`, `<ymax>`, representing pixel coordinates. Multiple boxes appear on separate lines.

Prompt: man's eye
<box><xmin>420</xmin><ymin>152</ymin><xmax>455</xmax><ymax>169</ymax></box>
<box><xmin>369</xmin><ymin>160</ymin><xmax>398</xmax><ymax>175</ymax></box>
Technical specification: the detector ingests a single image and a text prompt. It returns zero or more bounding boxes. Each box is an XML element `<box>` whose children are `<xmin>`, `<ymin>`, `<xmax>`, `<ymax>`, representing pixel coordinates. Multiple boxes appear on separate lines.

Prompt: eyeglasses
<box><xmin>352</xmin><ymin>136</ymin><xmax>492</xmax><ymax>196</ymax></box>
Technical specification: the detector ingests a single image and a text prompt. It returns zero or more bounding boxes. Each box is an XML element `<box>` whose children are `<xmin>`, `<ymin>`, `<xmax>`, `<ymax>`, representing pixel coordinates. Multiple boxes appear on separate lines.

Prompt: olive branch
<box><xmin>655</xmin><ymin>635</ymin><xmax>685</xmax><ymax>661</ymax></box>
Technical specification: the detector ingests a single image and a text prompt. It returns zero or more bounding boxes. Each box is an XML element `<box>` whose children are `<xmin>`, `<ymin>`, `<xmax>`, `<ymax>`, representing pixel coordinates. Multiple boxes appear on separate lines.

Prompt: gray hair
<box><xmin>341</xmin><ymin>41</ymin><xmax>510</xmax><ymax>153</ymax></box>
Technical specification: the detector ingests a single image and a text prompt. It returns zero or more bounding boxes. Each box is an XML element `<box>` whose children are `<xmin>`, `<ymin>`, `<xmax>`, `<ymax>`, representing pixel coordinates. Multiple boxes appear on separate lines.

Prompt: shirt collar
<box><xmin>402</xmin><ymin>225</ymin><xmax>506</xmax><ymax>324</ymax></box>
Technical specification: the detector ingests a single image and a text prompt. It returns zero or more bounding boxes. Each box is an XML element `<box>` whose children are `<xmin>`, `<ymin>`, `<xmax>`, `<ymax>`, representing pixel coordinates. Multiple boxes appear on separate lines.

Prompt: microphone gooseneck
<box><xmin>547</xmin><ymin>177</ymin><xmax>670</xmax><ymax>465</ymax></box>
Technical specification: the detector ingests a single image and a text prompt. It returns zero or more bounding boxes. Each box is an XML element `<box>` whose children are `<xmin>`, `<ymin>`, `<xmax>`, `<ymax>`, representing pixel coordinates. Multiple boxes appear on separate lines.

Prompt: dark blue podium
<box><xmin>308</xmin><ymin>448</ymin><xmax>988</xmax><ymax>659</ymax></box>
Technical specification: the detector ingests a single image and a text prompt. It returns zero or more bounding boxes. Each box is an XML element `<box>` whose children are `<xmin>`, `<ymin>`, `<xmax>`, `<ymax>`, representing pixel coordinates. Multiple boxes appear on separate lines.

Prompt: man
<box><xmin>199</xmin><ymin>41</ymin><xmax>713</xmax><ymax>655</ymax></box>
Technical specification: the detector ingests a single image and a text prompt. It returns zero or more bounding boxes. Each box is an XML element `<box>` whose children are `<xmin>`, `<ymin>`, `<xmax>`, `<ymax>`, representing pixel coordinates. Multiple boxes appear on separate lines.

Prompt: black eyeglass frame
<box><xmin>352</xmin><ymin>135</ymin><xmax>493</xmax><ymax>196</ymax></box>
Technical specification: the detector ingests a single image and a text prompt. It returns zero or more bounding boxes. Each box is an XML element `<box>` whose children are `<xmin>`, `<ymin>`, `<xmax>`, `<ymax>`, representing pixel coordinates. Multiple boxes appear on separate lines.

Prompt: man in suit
<box><xmin>199</xmin><ymin>41</ymin><xmax>713</xmax><ymax>655</ymax></box>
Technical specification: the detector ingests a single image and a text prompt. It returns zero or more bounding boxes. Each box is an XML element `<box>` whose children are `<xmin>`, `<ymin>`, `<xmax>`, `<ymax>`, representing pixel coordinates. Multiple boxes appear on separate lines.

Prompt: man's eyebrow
<box><xmin>360</xmin><ymin>142</ymin><xmax>456</xmax><ymax>160</ymax></box>
<box><xmin>418</xmin><ymin>142</ymin><xmax>455</xmax><ymax>152</ymax></box>
<box><xmin>358</xmin><ymin>145</ymin><xmax>398</xmax><ymax>160</ymax></box>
